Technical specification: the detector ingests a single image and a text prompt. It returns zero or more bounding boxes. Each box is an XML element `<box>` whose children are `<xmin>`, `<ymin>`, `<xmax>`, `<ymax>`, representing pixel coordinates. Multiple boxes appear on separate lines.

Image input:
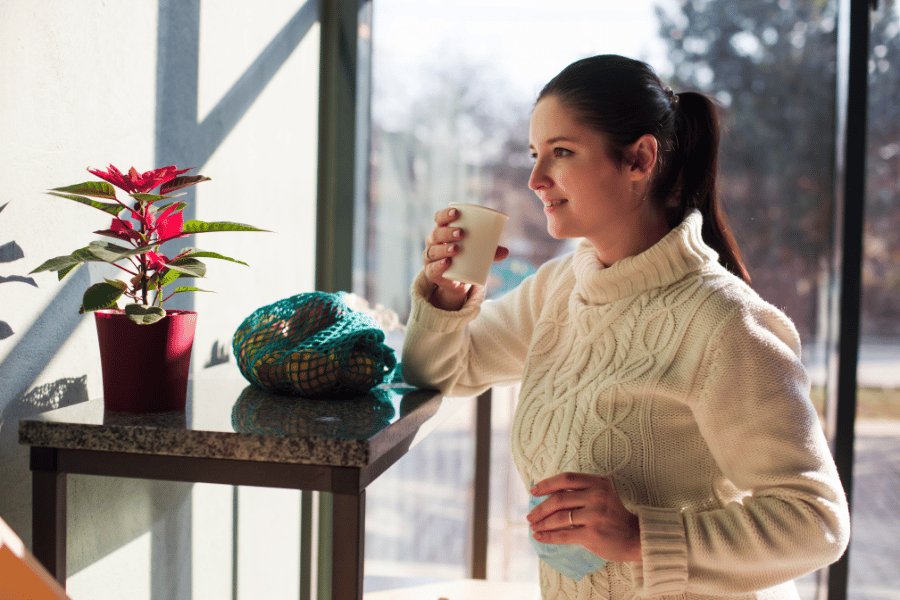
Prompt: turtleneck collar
<box><xmin>572</xmin><ymin>209</ymin><xmax>719</xmax><ymax>305</ymax></box>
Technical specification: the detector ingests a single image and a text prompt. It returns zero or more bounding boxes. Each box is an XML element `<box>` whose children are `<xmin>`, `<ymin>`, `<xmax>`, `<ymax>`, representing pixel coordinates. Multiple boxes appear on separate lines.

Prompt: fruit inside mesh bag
<box><xmin>232</xmin><ymin>292</ymin><xmax>397</xmax><ymax>397</ymax></box>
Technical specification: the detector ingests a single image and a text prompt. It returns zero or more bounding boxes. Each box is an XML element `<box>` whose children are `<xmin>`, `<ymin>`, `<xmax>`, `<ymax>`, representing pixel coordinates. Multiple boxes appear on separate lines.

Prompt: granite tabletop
<box><xmin>18</xmin><ymin>362</ymin><xmax>446</xmax><ymax>468</ymax></box>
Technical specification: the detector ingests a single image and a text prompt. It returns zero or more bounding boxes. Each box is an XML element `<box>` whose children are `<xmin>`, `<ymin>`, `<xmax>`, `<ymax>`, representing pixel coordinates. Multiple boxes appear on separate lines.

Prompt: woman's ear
<box><xmin>628</xmin><ymin>134</ymin><xmax>658</xmax><ymax>180</ymax></box>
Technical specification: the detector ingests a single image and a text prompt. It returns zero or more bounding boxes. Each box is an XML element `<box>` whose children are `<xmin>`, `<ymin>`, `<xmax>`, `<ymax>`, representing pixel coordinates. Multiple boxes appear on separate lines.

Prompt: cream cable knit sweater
<box><xmin>401</xmin><ymin>210</ymin><xmax>850</xmax><ymax>600</ymax></box>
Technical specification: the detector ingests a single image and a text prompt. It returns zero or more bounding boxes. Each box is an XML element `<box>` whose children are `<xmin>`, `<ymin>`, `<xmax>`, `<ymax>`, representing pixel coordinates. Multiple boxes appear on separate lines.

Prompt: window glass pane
<box><xmin>852</xmin><ymin>0</ymin><xmax>900</xmax><ymax>597</ymax></box>
<box><xmin>363</xmin><ymin>1</ymin><xmax>842</xmax><ymax>597</ymax></box>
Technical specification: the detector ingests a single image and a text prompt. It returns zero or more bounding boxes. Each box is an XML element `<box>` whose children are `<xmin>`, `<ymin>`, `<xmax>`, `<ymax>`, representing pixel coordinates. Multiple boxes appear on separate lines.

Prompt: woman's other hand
<box><xmin>527</xmin><ymin>472</ymin><xmax>642</xmax><ymax>563</ymax></box>
<box><xmin>422</xmin><ymin>206</ymin><xmax>509</xmax><ymax>311</ymax></box>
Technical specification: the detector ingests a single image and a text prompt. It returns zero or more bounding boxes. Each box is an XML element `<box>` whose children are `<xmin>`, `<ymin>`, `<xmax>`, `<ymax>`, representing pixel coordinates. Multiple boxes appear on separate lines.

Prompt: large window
<box><xmin>359</xmin><ymin>0</ymin><xmax>900</xmax><ymax>597</ymax></box>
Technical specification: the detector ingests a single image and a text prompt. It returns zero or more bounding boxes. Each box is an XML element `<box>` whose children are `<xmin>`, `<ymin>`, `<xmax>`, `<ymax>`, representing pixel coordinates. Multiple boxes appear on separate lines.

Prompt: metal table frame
<box><xmin>30</xmin><ymin>442</ymin><xmax>410</xmax><ymax>600</ymax></box>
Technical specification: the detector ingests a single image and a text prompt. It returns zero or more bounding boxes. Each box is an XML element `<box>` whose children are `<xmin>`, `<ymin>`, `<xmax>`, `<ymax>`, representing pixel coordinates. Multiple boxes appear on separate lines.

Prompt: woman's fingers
<box><xmin>421</xmin><ymin>207</ymin><xmax>470</xmax><ymax>309</ymax></box>
<box><xmin>526</xmin><ymin>476</ymin><xmax>614</xmax><ymax>535</ymax></box>
<box><xmin>422</xmin><ymin>241</ymin><xmax>460</xmax><ymax>264</ymax></box>
<box><xmin>426</xmin><ymin>225</ymin><xmax>463</xmax><ymax>251</ymax></box>
<box><xmin>530</xmin><ymin>505</ymin><xmax>581</xmax><ymax>534</ymax></box>
<box><xmin>531</xmin><ymin>472</ymin><xmax>604</xmax><ymax>496</ymax></box>
<box><xmin>527</xmin><ymin>488</ymin><xmax>589</xmax><ymax>529</ymax></box>
<box><xmin>526</xmin><ymin>472</ymin><xmax>642</xmax><ymax>562</ymax></box>
<box><xmin>423</xmin><ymin>208</ymin><xmax>464</xmax><ymax>266</ymax></box>
<box><xmin>436</xmin><ymin>206</ymin><xmax>462</xmax><ymax>227</ymax></box>
<box><xmin>420</xmin><ymin>206</ymin><xmax>506</xmax><ymax>311</ymax></box>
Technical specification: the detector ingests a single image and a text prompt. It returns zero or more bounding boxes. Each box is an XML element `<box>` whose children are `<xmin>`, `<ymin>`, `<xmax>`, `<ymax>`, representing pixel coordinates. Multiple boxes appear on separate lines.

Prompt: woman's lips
<box><xmin>543</xmin><ymin>198</ymin><xmax>567</xmax><ymax>210</ymax></box>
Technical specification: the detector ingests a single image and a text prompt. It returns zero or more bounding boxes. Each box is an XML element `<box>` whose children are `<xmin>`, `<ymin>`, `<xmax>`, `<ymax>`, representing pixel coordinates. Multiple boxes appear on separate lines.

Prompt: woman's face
<box><xmin>528</xmin><ymin>95</ymin><xmax>654</xmax><ymax>253</ymax></box>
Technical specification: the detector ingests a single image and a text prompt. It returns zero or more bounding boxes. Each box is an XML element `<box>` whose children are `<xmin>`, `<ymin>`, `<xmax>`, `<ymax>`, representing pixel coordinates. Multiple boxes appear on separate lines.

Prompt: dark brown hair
<box><xmin>537</xmin><ymin>55</ymin><xmax>750</xmax><ymax>283</ymax></box>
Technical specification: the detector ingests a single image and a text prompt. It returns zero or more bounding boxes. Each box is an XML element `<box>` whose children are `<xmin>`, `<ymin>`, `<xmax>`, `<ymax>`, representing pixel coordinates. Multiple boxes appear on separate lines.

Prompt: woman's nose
<box><xmin>529</xmin><ymin>161</ymin><xmax>550</xmax><ymax>191</ymax></box>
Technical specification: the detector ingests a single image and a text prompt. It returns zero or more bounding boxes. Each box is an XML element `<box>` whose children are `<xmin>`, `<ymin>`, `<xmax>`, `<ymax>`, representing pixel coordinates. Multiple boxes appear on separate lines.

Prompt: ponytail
<box><xmin>660</xmin><ymin>92</ymin><xmax>751</xmax><ymax>283</ymax></box>
<box><xmin>538</xmin><ymin>55</ymin><xmax>751</xmax><ymax>284</ymax></box>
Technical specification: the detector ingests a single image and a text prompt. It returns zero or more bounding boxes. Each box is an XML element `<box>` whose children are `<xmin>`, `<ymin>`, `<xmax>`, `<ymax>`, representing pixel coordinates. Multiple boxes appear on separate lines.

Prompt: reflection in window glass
<box><xmin>361</xmin><ymin>1</ymin><xmax>853</xmax><ymax>597</ymax></box>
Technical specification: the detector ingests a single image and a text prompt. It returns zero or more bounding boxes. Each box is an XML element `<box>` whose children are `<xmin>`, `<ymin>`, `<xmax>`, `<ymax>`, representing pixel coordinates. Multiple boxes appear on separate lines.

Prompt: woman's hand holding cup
<box><xmin>423</xmin><ymin>205</ymin><xmax>509</xmax><ymax>311</ymax></box>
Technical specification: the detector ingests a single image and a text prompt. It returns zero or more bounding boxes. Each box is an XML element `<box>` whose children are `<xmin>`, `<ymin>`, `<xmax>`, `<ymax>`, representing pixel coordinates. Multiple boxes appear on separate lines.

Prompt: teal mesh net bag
<box><xmin>232</xmin><ymin>292</ymin><xmax>397</xmax><ymax>397</ymax></box>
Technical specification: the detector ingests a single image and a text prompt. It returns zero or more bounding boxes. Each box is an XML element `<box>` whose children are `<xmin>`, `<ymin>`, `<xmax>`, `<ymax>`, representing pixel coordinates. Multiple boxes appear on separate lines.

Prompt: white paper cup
<box><xmin>443</xmin><ymin>202</ymin><xmax>509</xmax><ymax>286</ymax></box>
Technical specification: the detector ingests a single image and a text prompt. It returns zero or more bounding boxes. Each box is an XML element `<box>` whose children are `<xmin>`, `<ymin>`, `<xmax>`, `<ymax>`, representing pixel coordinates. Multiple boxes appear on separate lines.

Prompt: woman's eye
<box><xmin>553</xmin><ymin>148</ymin><xmax>572</xmax><ymax>158</ymax></box>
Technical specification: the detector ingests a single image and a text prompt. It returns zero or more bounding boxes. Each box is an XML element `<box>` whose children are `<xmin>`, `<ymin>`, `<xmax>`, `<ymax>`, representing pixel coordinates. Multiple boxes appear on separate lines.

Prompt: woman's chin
<box><xmin>545</xmin><ymin>221</ymin><xmax>572</xmax><ymax>241</ymax></box>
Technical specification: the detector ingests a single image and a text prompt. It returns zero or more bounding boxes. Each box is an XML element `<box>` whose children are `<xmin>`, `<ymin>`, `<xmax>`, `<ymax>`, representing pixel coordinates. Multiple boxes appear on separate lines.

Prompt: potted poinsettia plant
<box><xmin>31</xmin><ymin>164</ymin><xmax>268</xmax><ymax>412</ymax></box>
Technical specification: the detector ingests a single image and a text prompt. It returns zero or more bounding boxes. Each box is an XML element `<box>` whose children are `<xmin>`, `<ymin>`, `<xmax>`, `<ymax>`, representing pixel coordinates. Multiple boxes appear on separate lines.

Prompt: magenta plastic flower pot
<box><xmin>94</xmin><ymin>309</ymin><xmax>197</xmax><ymax>412</ymax></box>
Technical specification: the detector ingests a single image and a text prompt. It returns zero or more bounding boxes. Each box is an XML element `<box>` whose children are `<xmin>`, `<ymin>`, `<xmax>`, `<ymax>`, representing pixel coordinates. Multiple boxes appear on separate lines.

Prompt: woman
<box><xmin>401</xmin><ymin>55</ymin><xmax>849</xmax><ymax>599</ymax></box>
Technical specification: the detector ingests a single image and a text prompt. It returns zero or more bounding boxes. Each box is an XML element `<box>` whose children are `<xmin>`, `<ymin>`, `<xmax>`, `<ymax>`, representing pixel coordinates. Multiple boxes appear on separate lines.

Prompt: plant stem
<box><xmin>139</xmin><ymin>250</ymin><xmax>148</xmax><ymax>305</ymax></box>
<box><xmin>111</xmin><ymin>262</ymin><xmax>138</xmax><ymax>276</ymax></box>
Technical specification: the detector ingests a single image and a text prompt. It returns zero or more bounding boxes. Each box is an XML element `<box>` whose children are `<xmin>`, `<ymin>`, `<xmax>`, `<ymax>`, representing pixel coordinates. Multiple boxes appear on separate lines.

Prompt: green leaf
<box><xmin>164</xmin><ymin>257</ymin><xmax>207</xmax><ymax>277</ymax></box>
<box><xmin>171</xmin><ymin>286</ymin><xmax>213</xmax><ymax>294</ymax></box>
<box><xmin>71</xmin><ymin>247</ymin><xmax>105</xmax><ymax>264</ymax></box>
<box><xmin>130</xmin><ymin>192</ymin><xmax>168</xmax><ymax>204</ymax></box>
<box><xmin>157</xmin><ymin>200</ymin><xmax>188</xmax><ymax>213</ymax></box>
<box><xmin>56</xmin><ymin>263</ymin><xmax>79</xmax><ymax>281</ymax></box>
<box><xmin>155</xmin><ymin>269</ymin><xmax>182</xmax><ymax>289</ymax></box>
<box><xmin>86</xmin><ymin>240</ymin><xmax>155</xmax><ymax>263</ymax></box>
<box><xmin>50</xmin><ymin>181</ymin><xmax>117</xmax><ymax>200</ymax></box>
<box><xmin>124</xmin><ymin>303</ymin><xmax>166</xmax><ymax>325</ymax></box>
<box><xmin>159</xmin><ymin>175</ymin><xmax>211</xmax><ymax>195</ymax></box>
<box><xmin>105</xmin><ymin>278</ymin><xmax>129</xmax><ymax>291</ymax></box>
<box><xmin>181</xmin><ymin>220</ymin><xmax>269</xmax><ymax>234</ymax></box>
<box><xmin>30</xmin><ymin>255</ymin><xmax>81</xmax><ymax>274</ymax></box>
<box><xmin>179</xmin><ymin>249</ymin><xmax>249</xmax><ymax>267</ymax></box>
<box><xmin>80</xmin><ymin>280</ymin><xmax>127</xmax><ymax>313</ymax></box>
<box><xmin>30</xmin><ymin>246</ymin><xmax>104</xmax><ymax>275</ymax></box>
<box><xmin>46</xmin><ymin>192</ymin><xmax>124</xmax><ymax>216</ymax></box>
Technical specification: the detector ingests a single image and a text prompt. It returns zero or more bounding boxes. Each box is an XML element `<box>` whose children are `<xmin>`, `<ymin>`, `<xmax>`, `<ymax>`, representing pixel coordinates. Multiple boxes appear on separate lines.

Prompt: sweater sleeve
<box><xmin>401</xmin><ymin>262</ymin><xmax>560</xmax><ymax>396</ymax></box>
<box><xmin>634</xmin><ymin>301</ymin><xmax>850</xmax><ymax>597</ymax></box>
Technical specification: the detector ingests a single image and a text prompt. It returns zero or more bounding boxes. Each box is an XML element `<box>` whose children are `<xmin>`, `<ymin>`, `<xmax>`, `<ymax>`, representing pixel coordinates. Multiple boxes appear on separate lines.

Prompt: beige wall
<box><xmin>0</xmin><ymin>1</ymin><xmax>319</xmax><ymax>597</ymax></box>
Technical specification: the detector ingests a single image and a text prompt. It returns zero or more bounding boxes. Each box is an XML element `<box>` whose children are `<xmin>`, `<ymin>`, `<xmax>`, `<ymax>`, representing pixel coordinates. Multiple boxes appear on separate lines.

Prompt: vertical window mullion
<box><xmin>317</xmin><ymin>0</ymin><xmax>372</xmax><ymax>293</ymax></box>
<box><xmin>825</xmin><ymin>0</ymin><xmax>873</xmax><ymax>598</ymax></box>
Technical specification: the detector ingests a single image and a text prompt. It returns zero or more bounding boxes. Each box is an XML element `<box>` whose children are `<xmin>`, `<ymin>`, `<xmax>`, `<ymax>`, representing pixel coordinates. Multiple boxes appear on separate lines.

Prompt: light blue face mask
<box><xmin>528</xmin><ymin>484</ymin><xmax>607</xmax><ymax>582</ymax></box>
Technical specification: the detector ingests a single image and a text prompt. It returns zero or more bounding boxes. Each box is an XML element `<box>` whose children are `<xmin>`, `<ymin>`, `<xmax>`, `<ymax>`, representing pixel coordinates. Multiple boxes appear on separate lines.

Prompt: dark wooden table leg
<box><xmin>331</xmin><ymin>490</ymin><xmax>365</xmax><ymax>600</ymax></box>
<box><xmin>31</xmin><ymin>447</ymin><xmax>67</xmax><ymax>586</ymax></box>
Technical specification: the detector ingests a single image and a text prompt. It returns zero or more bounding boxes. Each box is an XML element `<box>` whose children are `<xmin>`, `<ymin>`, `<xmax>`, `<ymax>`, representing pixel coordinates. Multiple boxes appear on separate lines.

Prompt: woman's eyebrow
<box><xmin>529</xmin><ymin>136</ymin><xmax>577</xmax><ymax>150</ymax></box>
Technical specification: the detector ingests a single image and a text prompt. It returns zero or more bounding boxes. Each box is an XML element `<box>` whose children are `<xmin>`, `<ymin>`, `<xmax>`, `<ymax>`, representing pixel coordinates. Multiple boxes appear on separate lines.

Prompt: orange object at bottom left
<box><xmin>0</xmin><ymin>516</ymin><xmax>72</xmax><ymax>600</ymax></box>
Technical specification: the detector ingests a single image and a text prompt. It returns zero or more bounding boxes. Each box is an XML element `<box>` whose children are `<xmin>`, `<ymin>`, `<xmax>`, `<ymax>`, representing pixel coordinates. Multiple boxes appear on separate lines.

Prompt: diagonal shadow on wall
<box><xmin>150</xmin><ymin>4</ymin><xmax>318</xmax><ymax>593</ymax></box>
<box><xmin>158</xmin><ymin>3</ymin><xmax>319</xmax><ymax>598</ymax></box>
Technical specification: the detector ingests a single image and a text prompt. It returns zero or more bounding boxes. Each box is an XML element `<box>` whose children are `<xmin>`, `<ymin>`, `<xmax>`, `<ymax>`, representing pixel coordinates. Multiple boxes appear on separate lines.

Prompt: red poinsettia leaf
<box><xmin>144</xmin><ymin>251</ymin><xmax>170</xmax><ymax>272</ymax></box>
<box><xmin>132</xmin><ymin>207</ymin><xmax>154</xmax><ymax>231</ymax></box>
<box><xmin>103</xmin><ymin>217</ymin><xmax>142</xmax><ymax>243</ymax></box>
<box><xmin>110</xmin><ymin>217</ymin><xmax>134</xmax><ymax>232</ymax></box>
<box><xmin>128</xmin><ymin>167</ymin><xmax>142</xmax><ymax>187</ymax></box>
<box><xmin>93</xmin><ymin>228</ymin><xmax>135</xmax><ymax>243</ymax></box>
<box><xmin>89</xmin><ymin>165</ymin><xmax>136</xmax><ymax>194</ymax></box>
<box><xmin>154</xmin><ymin>205</ymin><xmax>185</xmax><ymax>240</ymax></box>
<box><xmin>156</xmin><ymin>203</ymin><xmax>181</xmax><ymax>221</ymax></box>
<box><xmin>135</xmin><ymin>166</ymin><xmax>191</xmax><ymax>193</ymax></box>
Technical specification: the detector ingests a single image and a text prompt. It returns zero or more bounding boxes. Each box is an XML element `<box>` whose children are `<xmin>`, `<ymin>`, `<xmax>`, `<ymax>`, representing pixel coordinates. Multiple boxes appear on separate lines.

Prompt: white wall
<box><xmin>0</xmin><ymin>1</ymin><xmax>319</xmax><ymax>598</ymax></box>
